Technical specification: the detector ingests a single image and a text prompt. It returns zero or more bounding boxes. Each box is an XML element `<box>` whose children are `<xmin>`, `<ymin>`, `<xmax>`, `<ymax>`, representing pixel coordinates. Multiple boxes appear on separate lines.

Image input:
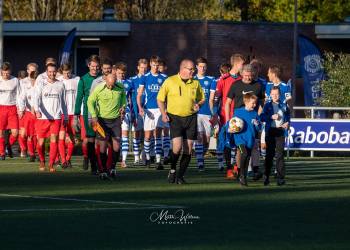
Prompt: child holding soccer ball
<box><xmin>260</xmin><ymin>87</ymin><xmax>290</xmax><ymax>186</ymax></box>
<box><xmin>232</xmin><ymin>93</ymin><xmax>261</xmax><ymax>186</ymax></box>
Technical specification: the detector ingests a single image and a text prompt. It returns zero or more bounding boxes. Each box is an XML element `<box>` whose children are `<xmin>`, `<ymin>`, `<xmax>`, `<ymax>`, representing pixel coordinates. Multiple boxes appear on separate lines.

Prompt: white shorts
<box><xmin>122</xmin><ymin>113</ymin><xmax>144</xmax><ymax>131</ymax></box>
<box><xmin>143</xmin><ymin>108</ymin><xmax>167</xmax><ymax>131</ymax></box>
<box><xmin>197</xmin><ymin>114</ymin><xmax>211</xmax><ymax>137</ymax></box>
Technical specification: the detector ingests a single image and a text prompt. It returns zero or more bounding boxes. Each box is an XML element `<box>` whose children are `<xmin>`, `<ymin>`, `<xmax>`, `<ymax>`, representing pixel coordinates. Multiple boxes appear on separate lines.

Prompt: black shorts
<box><xmin>168</xmin><ymin>113</ymin><xmax>197</xmax><ymax>140</ymax></box>
<box><xmin>97</xmin><ymin>117</ymin><xmax>121</xmax><ymax>140</ymax></box>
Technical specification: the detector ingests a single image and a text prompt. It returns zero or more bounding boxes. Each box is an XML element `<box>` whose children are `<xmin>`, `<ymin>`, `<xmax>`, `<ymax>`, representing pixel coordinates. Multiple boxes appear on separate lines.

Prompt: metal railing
<box><xmin>291</xmin><ymin>106</ymin><xmax>350</xmax><ymax>157</ymax></box>
<box><xmin>293</xmin><ymin>106</ymin><xmax>350</xmax><ymax>119</ymax></box>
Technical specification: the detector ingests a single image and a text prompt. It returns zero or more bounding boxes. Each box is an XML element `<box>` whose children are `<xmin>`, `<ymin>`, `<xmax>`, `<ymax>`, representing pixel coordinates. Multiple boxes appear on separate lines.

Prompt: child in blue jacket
<box><xmin>233</xmin><ymin>93</ymin><xmax>261</xmax><ymax>186</ymax></box>
<box><xmin>260</xmin><ymin>86</ymin><xmax>290</xmax><ymax>186</ymax></box>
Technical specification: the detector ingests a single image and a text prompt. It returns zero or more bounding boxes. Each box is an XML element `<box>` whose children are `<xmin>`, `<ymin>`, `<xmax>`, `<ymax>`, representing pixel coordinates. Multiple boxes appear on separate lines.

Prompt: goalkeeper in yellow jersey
<box><xmin>87</xmin><ymin>73</ymin><xmax>126</xmax><ymax>180</ymax></box>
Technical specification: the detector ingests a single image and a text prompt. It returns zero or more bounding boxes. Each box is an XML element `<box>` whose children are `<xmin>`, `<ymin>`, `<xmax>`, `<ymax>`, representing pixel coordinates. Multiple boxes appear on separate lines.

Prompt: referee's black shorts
<box><xmin>97</xmin><ymin>117</ymin><xmax>121</xmax><ymax>140</ymax></box>
<box><xmin>167</xmin><ymin>113</ymin><xmax>197</xmax><ymax>140</ymax></box>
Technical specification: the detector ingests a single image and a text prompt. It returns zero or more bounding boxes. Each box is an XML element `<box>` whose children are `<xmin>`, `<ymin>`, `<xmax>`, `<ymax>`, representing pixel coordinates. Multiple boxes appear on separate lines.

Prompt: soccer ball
<box><xmin>228</xmin><ymin>117</ymin><xmax>244</xmax><ymax>133</ymax></box>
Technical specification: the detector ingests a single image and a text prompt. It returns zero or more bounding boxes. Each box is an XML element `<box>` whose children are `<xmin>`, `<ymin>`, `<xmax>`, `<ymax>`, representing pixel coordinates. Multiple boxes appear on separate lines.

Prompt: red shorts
<box><xmin>24</xmin><ymin>111</ymin><xmax>36</xmax><ymax>136</ymax></box>
<box><xmin>35</xmin><ymin>119</ymin><xmax>61</xmax><ymax>138</ymax></box>
<box><xmin>60</xmin><ymin>114</ymin><xmax>76</xmax><ymax>136</ymax></box>
<box><xmin>80</xmin><ymin>115</ymin><xmax>86</xmax><ymax>139</ymax></box>
<box><xmin>0</xmin><ymin>105</ymin><xmax>19</xmax><ymax>130</ymax></box>
<box><xmin>19</xmin><ymin>115</ymin><xmax>25</xmax><ymax>128</ymax></box>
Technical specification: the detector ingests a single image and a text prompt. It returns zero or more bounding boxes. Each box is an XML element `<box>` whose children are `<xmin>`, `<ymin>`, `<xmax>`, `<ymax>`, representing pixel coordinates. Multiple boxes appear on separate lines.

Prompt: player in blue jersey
<box><xmin>251</xmin><ymin>59</ymin><xmax>267</xmax><ymax>92</ymax></box>
<box><xmin>193</xmin><ymin>57</ymin><xmax>216</xmax><ymax>171</ymax></box>
<box><xmin>265</xmin><ymin>65</ymin><xmax>292</xmax><ymax>105</ymax></box>
<box><xmin>137</xmin><ymin>55</ymin><xmax>168</xmax><ymax>170</ymax></box>
<box><xmin>158</xmin><ymin>59</ymin><xmax>171</xmax><ymax>164</ymax></box>
<box><xmin>233</xmin><ymin>93</ymin><xmax>261</xmax><ymax>186</ymax></box>
<box><xmin>248</xmin><ymin>58</ymin><xmax>267</xmax><ymax>180</ymax></box>
<box><xmin>130</xmin><ymin>58</ymin><xmax>148</xmax><ymax>166</ymax></box>
<box><xmin>112</xmin><ymin>62</ymin><xmax>137</xmax><ymax>168</ymax></box>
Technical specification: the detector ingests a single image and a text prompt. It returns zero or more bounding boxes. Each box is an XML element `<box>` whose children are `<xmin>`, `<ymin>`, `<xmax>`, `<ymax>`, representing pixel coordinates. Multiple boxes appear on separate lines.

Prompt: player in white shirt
<box><xmin>34</xmin><ymin>58</ymin><xmax>57</xmax><ymax>92</ymax></box>
<box><xmin>34</xmin><ymin>63</ymin><xmax>68</xmax><ymax>172</ymax></box>
<box><xmin>18</xmin><ymin>64</ymin><xmax>39</xmax><ymax>162</ymax></box>
<box><xmin>56</xmin><ymin>63</ymin><xmax>80</xmax><ymax>169</ymax></box>
<box><xmin>18</xmin><ymin>63</ymin><xmax>38</xmax><ymax>159</ymax></box>
<box><xmin>0</xmin><ymin>62</ymin><xmax>21</xmax><ymax>160</ymax></box>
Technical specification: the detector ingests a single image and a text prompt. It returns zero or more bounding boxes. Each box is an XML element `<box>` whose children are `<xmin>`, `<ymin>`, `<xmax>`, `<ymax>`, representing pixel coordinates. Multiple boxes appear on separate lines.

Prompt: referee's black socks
<box><xmin>178</xmin><ymin>154</ymin><xmax>191</xmax><ymax>177</ymax></box>
<box><xmin>100</xmin><ymin>152</ymin><xmax>107</xmax><ymax>173</ymax></box>
<box><xmin>170</xmin><ymin>152</ymin><xmax>180</xmax><ymax>171</ymax></box>
<box><xmin>87</xmin><ymin>141</ymin><xmax>97</xmax><ymax>172</ymax></box>
<box><xmin>111</xmin><ymin>150</ymin><xmax>120</xmax><ymax>169</ymax></box>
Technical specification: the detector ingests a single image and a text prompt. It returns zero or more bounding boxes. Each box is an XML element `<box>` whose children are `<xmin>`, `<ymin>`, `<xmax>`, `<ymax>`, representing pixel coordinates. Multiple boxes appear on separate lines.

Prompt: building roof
<box><xmin>4</xmin><ymin>21</ymin><xmax>130</xmax><ymax>36</ymax></box>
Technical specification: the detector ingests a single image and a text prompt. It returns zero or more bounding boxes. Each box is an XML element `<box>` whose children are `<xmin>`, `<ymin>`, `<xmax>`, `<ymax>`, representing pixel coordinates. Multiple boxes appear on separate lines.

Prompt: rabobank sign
<box><xmin>287</xmin><ymin>119</ymin><xmax>350</xmax><ymax>151</ymax></box>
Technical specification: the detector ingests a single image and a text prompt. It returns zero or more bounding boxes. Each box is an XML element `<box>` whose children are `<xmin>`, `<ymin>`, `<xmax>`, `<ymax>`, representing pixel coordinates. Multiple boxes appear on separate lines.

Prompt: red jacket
<box><xmin>215</xmin><ymin>73</ymin><xmax>241</xmax><ymax>125</ymax></box>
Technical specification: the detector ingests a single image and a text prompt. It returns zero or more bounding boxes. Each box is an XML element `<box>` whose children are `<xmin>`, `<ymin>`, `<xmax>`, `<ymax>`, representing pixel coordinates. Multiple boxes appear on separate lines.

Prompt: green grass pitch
<box><xmin>0</xmin><ymin>156</ymin><xmax>349</xmax><ymax>250</ymax></box>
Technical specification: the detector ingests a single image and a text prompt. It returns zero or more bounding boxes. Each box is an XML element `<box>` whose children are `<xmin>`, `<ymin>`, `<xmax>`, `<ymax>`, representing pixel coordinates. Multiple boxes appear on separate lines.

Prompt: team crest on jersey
<box><xmin>304</xmin><ymin>54</ymin><xmax>322</xmax><ymax>74</ymax></box>
<box><xmin>204</xmin><ymin>81</ymin><xmax>209</xmax><ymax>86</ymax></box>
<box><xmin>44</xmin><ymin>93</ymin><xmax>48</xmax><ymax>97</ymax></box>
<box><xmin>148</xmin><ymin>84</ymin><xmax>160</xmax><ymax>91</ymax></box>
<box><xmin>158</xmin><ymin>79</ymin><xmax>163</xmax><ymax>84</ymax></box>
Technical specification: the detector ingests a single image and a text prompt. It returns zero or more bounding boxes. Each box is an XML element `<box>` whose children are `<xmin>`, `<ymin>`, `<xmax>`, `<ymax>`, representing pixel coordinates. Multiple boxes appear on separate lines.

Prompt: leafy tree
<box><xmin>113</xmin><ymin>0</ymin><xmax>241</xmax><ymax>21</ymax></box>
<box><xmin>3</xmin><ymin>0</ymin><xmax>103</xmax><ymax>20</ymax></box>
<box><xmin>3</xmin><ymin>0</ymin><xmax>350</xmax><ymax>22</ymax></box>
<box><xmin>319</xmin><ymin>52</ymin><xmax>350</xmax><ymax>107</ymax></box>
<box><xmin>248</xmin><ymin>0</ymin><xmax>350</xmax><ymax>23</ymax></box>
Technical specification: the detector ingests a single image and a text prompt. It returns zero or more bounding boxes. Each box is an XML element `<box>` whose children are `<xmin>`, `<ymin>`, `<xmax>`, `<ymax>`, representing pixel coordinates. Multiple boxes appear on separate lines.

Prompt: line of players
<box><xmin>0</xmin><ymin>54</ymin><xmax>291</xmax><ymax>180</ymax></box>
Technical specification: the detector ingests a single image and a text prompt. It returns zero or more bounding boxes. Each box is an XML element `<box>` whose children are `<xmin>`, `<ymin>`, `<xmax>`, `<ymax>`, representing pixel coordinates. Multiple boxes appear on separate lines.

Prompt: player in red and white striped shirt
<box><xmin>18</xmin><ymin>63</ymin><xmax>39</xmax><ymax>159</ymax></box>
<box><xmin>57</xmin><ymin>63</ymin><xmax>80</xmax><ymax>168</ymax></box>
<box><xmin>34</xmin><ymin>63</ymin><xmax>68</xmax><ymax>172</ymax></box>
<box><xmin>0</xmin><ymin>62</ymin><xmax>21</xmax><ymax>160</ymax></box>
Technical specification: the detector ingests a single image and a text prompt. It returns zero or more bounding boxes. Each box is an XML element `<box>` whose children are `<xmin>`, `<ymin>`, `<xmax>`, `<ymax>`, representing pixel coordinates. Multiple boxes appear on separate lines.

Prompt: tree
<box><xmin>319</xmin><ymin>52</ymin><xmax>350</xmax><ymax>108</ymax></box>
<box><xmin>113</xmin><ymin>0</ymin><xmax>241</xmax><ymax>21</ymax></box>
<box><xmin>3</xmin><ymin>0</ymin><xmax>350</xmax><ymax>22</ymax></box>
<box><xmin>248</xmin><ymin>0</ymin><xmax>350</xmax><ymax>23</ymax></box>
<box><xmin>3</xmin><ymin>0</ymin><xmax>103</xmax><ymax>20</ymax></box>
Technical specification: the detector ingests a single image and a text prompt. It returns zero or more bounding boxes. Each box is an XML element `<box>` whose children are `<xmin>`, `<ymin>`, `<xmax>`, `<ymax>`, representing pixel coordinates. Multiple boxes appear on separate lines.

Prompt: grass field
<box><xmin>0</xmin><ymin>156</ymin><xmax>350</xmax><ymax>250</ymax></box>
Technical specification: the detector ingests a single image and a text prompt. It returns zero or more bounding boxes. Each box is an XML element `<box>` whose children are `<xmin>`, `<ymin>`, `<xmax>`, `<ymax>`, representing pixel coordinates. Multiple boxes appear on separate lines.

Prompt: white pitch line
<box><xmin>0</xmin><ymin>193</ymin><xmax>185</xmax><ymax>209</ymax></box>
<box><xmin>0</xmin><ymin>207</ymin><xmax>163</xmax><ymax>212</ymax></box>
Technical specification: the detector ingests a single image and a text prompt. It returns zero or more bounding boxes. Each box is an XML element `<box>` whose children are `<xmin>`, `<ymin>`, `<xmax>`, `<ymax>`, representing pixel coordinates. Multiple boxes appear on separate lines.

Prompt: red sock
<box><xmin>27</xmin><ymin>138</ymin><xmax>34</xmax><ymax>156</ymax></box>
<box><xmin>33</xmin><ymin>136</ymin><xmax>37</xmax><ymax>153</ymax></box>
<box><xmin>95</xmin><ymin>144</ymin><xmax>103</xmax><ymax>172</ymax></box>
<box><xmin>82</xmin><ymin>143</ymin><xmax>88</xmax><ymax>158</ymax></box>
<box><xmin>0</xmin><ymin>137</ymin><xmax>5</xmax><ymax>156</ymax></box>
<box><xmin>66</xmin><ymin>141</ymin><xmax>74</xmax><ymax>161</ymax></box>
<box><xmin>37</xmin><ymin>142</ymin><xmax>45</xmax><ymax>162</ymax></box>
<box><xmin>18</xmin><ymin>136</ymin><xmax>27</xmax><ymax>152</ymax></box>
<box><xmin>107</xmin><ymin>145</ymin><xmax>113</xmax><ymax>170</ymax></box>
<box><xmin>58</xmin><ymin>140</ymin><xmax>67</xmax><ymax>164</ymax></box>
<box><xmin>9</xmin><ymin>134</ymin><xmax>17</xmax><ymax>146</ymax></box>
<box><xmin>49</xmin><ymin>142</ymin><xmax>58</xmax><ymax>165</ymax></box>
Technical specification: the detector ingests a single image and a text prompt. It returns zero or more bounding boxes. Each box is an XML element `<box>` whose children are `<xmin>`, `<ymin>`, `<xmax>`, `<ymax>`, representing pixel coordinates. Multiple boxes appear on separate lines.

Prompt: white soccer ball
<box><xmin>228</xmin><ymin>117</ymin><xmax>244</xmax><ymax>133</ymax></box>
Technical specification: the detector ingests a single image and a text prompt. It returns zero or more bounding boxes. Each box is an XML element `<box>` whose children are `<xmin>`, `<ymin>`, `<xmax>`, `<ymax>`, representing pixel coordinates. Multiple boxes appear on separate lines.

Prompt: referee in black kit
<box><xmin>157</xmin><ymin>59</ymin><xmax>205</xmax><ymax>184</ymax></box>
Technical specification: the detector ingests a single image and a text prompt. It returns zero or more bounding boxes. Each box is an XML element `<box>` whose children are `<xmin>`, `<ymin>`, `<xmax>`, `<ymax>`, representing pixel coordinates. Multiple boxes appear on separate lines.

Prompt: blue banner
<box><xmin>298</xmin><ymin>35</ymin><xmax>325</xmax><ymax>118</ymax></box>
<box><xmin>287</xmin><ymin>119</ymin><xmax>350</xmax><ymax>151</ymax></box>
<box><xmin>59</xmin><ymin>28</ymin><xmax>76</xmax><ymax>66</ymax></box>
